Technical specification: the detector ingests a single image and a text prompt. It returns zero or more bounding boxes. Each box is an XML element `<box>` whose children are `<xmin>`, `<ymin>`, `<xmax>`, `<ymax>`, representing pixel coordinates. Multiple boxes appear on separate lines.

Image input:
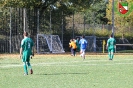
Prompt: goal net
<box><xmin>37</xmin><ymin>34</ymin><xmax>65</xmax><ymax>53</ymax></box>
<box><xmin>76</xmin><ymin>36</ymin><xmax>96</xmax><ymax>52</ymax></box>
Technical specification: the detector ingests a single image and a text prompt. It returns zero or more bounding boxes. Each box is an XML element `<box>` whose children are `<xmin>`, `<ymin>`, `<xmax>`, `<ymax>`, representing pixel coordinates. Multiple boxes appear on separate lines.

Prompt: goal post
<box><xmin>37</xmin><ymin>34</ymin><xmax>65</xmax><ymax>54</ymax></box>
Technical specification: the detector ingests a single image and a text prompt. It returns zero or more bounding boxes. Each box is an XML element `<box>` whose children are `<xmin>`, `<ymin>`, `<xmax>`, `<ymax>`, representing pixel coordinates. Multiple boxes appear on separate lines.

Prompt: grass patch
<box><xmin>0</xmin><ymin>54</ymin><xmax>133</xmax><ymax>88</ymax></box>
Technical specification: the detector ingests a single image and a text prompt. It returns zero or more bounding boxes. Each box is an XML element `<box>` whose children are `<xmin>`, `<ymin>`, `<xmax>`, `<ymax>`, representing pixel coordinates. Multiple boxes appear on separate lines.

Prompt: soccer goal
<box><xmin>37</xmin><ymin>34</ymin><xmax>65</xmax><ymax>54</ymax></box>
<box><xmin>76</xmin><ymin>36</ymin><xmax>96</xmax><ymax>52</ymax></box>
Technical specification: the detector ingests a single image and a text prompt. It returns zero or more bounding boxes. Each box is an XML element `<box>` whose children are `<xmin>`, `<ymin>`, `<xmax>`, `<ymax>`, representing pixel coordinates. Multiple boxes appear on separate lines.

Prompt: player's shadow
<box><xmin>37</xmin><ymin>72</ymin><xmax>89</xmax><ymax>75</ymax></box>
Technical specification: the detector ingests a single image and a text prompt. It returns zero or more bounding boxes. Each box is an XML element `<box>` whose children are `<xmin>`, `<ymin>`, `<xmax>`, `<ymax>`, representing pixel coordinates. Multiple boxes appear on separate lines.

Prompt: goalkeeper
<box><xmin>106</xmin><ymin>34</ymin><xmax>116</xmax><ymax>60</ymax></box>
<box><xmin>20</xmin><ymin>31</ymin><xmax>34</xmax><ymax>75</ymax></box>
<box><xmin>69</xmin><ymin>39</ymin><xmax>77</xmax><ymax>56</ymax></box>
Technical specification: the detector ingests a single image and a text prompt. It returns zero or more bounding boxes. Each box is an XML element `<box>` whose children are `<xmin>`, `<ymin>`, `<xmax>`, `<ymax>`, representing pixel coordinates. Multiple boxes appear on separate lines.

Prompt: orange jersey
<box><xmin>69</xmin><ymin>41</ymin><xmax>77</xmax><ymax>49</ymax></box>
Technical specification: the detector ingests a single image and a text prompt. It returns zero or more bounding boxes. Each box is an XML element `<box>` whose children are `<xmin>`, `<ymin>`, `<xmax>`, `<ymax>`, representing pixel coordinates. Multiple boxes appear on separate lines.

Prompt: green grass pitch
<box><xmin>0</xmin><ymin>54</ymin><xmax>133</xmax><ymax>88</ymax></box>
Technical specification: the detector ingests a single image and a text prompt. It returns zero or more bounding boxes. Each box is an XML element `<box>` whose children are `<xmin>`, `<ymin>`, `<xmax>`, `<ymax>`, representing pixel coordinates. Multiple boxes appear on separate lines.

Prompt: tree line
<box><xmin>0</xmin><ymin>0</ymin><xmax>133</xmax><ymax>38</ymax></box>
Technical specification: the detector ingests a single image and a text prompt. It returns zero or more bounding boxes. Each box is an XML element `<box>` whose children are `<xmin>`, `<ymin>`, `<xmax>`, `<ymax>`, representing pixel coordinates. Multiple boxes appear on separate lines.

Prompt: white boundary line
<box><xmin>1</xmin><ymin>59</ymin><xmax>133</xmax><ymax>68</ymax></box>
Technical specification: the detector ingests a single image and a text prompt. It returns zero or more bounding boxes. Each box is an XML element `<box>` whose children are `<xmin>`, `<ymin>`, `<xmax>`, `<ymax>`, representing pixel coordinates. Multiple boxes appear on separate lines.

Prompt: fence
<box><xmin>0</xmin><ymin>8</ymin><xmax>133</xmax><ymax>53</ymax></box>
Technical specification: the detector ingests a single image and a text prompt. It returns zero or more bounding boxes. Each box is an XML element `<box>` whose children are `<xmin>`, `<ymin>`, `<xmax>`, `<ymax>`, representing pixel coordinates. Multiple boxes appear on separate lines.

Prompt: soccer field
<box><xmin>0</xmin><ymin>54</ymin><xmax>133</xmax><ymax>88</ymax></box>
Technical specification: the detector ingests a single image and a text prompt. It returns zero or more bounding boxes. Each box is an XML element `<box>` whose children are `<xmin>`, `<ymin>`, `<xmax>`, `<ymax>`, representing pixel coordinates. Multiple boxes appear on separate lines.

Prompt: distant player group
<box><xmin>69</xmin><ymin>34</ymin><xmax>116</xmax><ymax>61</ymax></box>
<box><xmin>69</xmin><ymin>35</ymin><xmax>88</xmax><ymax>60</ymax></box>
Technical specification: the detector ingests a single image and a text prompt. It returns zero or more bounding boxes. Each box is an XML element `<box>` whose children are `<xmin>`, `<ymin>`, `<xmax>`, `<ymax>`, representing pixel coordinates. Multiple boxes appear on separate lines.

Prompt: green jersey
<box><xmin>21</xmin><ymin>37</ymin><xmax>33</xmax><ymax>52</ymax></box>
<box><xmin>76</xmin><ymin>40</ymin><xmax>80</xmax><ymax>50</ymax></box>
<box><xmin>107</xmin><ymin>37</ymin><xmax>116</xmax><ymax>49</ymax></box>
<box><xmin>21</xmin><ymin>37</ymin><xmax>34</xmax><ymax>62</ymax></box>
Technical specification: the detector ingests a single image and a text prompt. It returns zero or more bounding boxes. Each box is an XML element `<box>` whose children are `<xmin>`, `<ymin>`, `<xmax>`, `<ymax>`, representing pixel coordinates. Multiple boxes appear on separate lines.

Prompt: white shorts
<box><xmin>80</xmin><ymin>49</ymin><xmax>86</xmax><ymax>55</ymax></box>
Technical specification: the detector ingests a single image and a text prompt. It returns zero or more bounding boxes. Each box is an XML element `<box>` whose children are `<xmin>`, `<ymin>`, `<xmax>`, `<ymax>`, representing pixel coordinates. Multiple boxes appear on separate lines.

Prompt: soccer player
<box><xmin>69</xmin><ymin>39</ymin><xmax>73</xmax><ymax>56</ymax></box>
<box><xmin>75</xmin><ymin>37</ymin><xmax>80</xmax><ymax>52</ymax></box>
<box><xmin>106</xmin><ymin>34</ymin><xmax>116</xmax><ymax>60</ymax></box>
<box><xmin>20</xmin><ymin>31</ymin><xmax>34</xmax><ymax>75</ymax></box>
<box><xmin>79</xmin><ymin>35</ymin><xmax>88</xmax><ymax>60</ymax></box>
<box><xmin>69</xmin><ymin>39</ymin><xmax>77</xmax><ymax>56</ymax></box>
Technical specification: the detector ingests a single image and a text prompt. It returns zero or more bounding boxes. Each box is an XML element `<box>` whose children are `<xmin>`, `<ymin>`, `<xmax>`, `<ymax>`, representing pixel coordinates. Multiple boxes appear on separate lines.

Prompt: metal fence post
<box><xmin>112</xmin><ymin>0</ymin><xmax>115</xmax><ymax>37</ymax></box>
<box><xmin>72</xmin><ymin>11</ymin><xmax>74</xmax><ymax>38</ymax></box>
<box><xmin>61</xmin><ymin>11</ymin><xmax>64</xmax><ymax>47</ymax></box>
<box><xmin>37</xmin><ymin>8</ymin><xmax>40</xmax><ymax>34</ymax></box>
<box><xmin>9</xmin><ymin>7</ymin><xmax>12</xmax><ymax>53</ymax></box>
<box><xmin>23</xmin><ymin>8</ymin><xmax>26</xmax><ymax>32</ymax></box>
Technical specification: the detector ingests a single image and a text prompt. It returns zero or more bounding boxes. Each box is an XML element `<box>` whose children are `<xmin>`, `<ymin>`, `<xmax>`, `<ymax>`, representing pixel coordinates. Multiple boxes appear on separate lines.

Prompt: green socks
<box><xmin>23</xmin><ymin>64</ymin><xmax>28</xmax><ymax>74</ymax></box>
<box><xmin>108</xmin><ymin>52</ymin><xmax>114</xmax><ymax>60</ymax></box>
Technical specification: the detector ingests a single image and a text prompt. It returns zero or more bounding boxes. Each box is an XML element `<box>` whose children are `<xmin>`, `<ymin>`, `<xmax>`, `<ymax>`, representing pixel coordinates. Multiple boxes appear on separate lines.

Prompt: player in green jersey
<box><xmin>106</xmin><ymin>34</ymin><xmax>116</xmax><ymax>60</ymax></box>
<box><xmin>20</xmin><ymin>32</ymin><xmax>34</xmax><ymax>75</ymax></box>
<box><xmin>75</xmin><ymin>37</ymin><xmax>80</xmax><ymax>52</ymax></box>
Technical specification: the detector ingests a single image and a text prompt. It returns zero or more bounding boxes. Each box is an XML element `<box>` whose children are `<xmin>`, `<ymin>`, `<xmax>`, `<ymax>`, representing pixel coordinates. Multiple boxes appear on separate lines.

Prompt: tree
<box><xmin>0</xmin><ymin>0</ymin><xmax>101</xmax><ymax>15</ymax></box>
<box><xmin>0</xmin><ymin>0</ymin><xmax>102</xmax><ymax>37</ymax></box>
<box><xmin>106</xmin><ymin>0</ymin><xmax>133</xmax><ymax>37</ymax></box>
<box><xmin>84</xmin><ymin>0</ymin><xmax>108</xmax><ymax>24</ymax></box>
